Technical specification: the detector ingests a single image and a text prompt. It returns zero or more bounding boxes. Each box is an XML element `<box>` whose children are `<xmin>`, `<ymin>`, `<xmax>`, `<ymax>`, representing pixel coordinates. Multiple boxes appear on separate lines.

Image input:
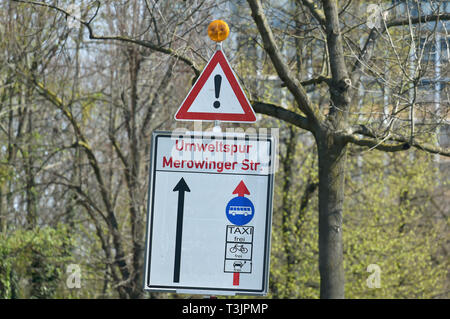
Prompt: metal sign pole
<box><xmin>213</xmin><ymin>120</ymin><xmax>222</xmax><ymax>133</ymax></box>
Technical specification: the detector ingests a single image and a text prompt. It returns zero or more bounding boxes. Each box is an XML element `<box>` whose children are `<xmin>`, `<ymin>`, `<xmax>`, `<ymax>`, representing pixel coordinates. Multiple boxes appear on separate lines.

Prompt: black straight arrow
<box><xmin>173</xmin><ymin>177</ymin><xmax>190</xmax><ymax>283</ymax></box>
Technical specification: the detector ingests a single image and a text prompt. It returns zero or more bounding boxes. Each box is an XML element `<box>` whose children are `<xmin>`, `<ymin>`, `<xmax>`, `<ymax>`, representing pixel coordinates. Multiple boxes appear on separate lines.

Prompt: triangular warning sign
<box><xmin>174</xmin><ymin>50</ymin><xmax>256</xmax><ymax>122</ymax></box>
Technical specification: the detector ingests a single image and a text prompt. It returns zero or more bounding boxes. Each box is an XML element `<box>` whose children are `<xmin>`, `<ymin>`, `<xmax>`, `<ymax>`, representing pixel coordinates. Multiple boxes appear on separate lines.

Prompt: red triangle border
<box><xmin>174</xmin><ymin>50</ymin><xmax>256</xmax><ymax>122</ymax></box>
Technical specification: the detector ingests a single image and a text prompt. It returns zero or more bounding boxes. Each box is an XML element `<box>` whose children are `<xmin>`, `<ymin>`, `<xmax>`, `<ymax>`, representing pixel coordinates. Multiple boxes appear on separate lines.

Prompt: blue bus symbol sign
<box><xmin>226</xmin><ymin>197</ymin><xmax>254</xmax><ymax>225</ymax></box>
<box><xmin>226</xmin><ymin>181</ymin><xmax>254</xmax><ymax>226</ymax></box>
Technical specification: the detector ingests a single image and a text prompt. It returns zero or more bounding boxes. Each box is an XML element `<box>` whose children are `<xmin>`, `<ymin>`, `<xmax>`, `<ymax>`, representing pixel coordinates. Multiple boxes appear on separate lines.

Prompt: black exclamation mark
<box><xmin>213</xmin><ymin>74</ymin><xmax>222</xmax><ymax>108</ymax></box>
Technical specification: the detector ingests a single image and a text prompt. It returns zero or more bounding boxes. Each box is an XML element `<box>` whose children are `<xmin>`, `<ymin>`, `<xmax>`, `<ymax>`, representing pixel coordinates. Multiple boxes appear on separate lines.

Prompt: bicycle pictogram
<box><xmin>229</xmin><ymin>243</ymin><xmax>248</xmax><ymax>254</ymax></box>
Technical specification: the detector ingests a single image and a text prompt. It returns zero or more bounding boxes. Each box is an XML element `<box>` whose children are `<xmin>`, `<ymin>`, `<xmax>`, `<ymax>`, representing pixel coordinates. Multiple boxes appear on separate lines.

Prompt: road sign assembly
<box><xmin>174</xmin><ymin>50</ymin><xmax>256</xmax><ymax>123</ymax></box>
<box><xmin>143</xmin><ymin>131</ymin><xmax>275</xmax><ymax>295</ymax></box>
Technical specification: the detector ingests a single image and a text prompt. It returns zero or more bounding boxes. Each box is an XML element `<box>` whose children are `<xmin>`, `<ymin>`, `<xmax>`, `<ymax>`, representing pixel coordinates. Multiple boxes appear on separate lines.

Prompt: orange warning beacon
<box><xmin>208</xmin><ymin>20</ymin><xmax>230</xmax><ymax>42</ymax></box>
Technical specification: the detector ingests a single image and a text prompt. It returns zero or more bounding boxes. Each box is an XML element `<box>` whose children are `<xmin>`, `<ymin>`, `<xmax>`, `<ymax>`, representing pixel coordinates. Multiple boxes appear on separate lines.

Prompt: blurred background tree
<box><xmin>1</xmin><ymin>0</ymin><xmax>448</xmax><ymax>298</ymax></box>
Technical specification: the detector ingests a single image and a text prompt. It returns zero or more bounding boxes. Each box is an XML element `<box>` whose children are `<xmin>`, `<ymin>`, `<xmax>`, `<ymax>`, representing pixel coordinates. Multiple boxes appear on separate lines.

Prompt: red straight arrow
<box><xmin>232</xmin><ymin>180</ymin><xmax>250</xmax><ymax>197</ymax></box>
<box><xmin>233</xmin><ymin>272</ymin><xmax>240</xmax><ymax>286</ymax></box>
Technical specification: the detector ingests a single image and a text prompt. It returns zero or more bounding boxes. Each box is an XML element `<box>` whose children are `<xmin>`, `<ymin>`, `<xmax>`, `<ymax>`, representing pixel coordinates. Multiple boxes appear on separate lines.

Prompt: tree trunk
<box><xmin>318</xmin><ymin>0</ymin><xmax>351</xmax><ymax>298</ymax></box>
<box><xmin>281</xmin><ymin>126</ymin><xmax>297</xmax><ymax>297</ymax></box>
<box><xmin>316</xmin><ymin>130</ymin><xmax>346</xmax><ymax>299</ymax></box>
<box><xmin>25</xmin><ymin>102</ymin><xmax>37</xmax><ymax>230</ymax></box>
<box><xmin>126</xmin><ymin>47</ymin><xmax>144</xmax><ymax>299</ymax></box>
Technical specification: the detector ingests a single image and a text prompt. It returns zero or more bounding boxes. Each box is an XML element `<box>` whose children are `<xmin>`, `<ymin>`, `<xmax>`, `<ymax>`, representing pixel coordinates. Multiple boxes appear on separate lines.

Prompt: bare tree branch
<box><xmin>252</xmin><ymin>100</ymin><xmax>312</xmax><ymax>132</ymax></box>
<box><xmin>343</xmin><ymin>133</ymin><xmax>412</xmax><ymax>153</ymax></box>
<box><xmin>344</xmin><ymin>126</ymin><xmax>450</xmax><ymax>156</ymax></box>
<box><xmin>298</xmin><ymin>0</ymin><xmax>326</xmax><ymax>26</ymax></box>
<box><xmin>247</xmin><ymin>0</ymin><xmax>324</xmax><ymax>128</ymax></box>
<box><xmin>352</xmin><ymin>10</ymin><xmax>450</xmax><ymax>77</ymax></box>
<box><xmin>11</xmin><ymin>0</ymin><xmax>201</xmax><ymax>76</ymax></box>
<box><xmin>31</xmin><ymin>77</ymin><xmax>133</xmax><ymax>287</ymax></box>
<box><xmin>387</xmin><ymin>12</ymin><xmax>450</xmax><ymax>28</ymax></box>
<box><xmin>280</xmin><ymin>75</ymin><xmax>332</xmax><ymax>88</ymax></box>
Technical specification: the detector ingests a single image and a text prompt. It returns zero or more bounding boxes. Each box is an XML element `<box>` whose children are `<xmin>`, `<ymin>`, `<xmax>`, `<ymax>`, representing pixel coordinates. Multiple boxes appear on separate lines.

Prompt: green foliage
<box><xmin>343</xmin><ymin>149</ymin><xmax>448</xmax><ymax>298</ymax></box>
<box><xmin>0</xmin><ymin>163</ymin><xmax>13</xmax><ymax>187</ymax></box>
<box><xmin>268</xmin><ymin>129</ymin><xmax>448</xmax><ymax>298</ymax></box>
<box><xmin>0</xmin><ymin>224</ymin><xmax>74</xmax><ymax>299</ymax></box>
<box><xmin>269</xmin><ymin>127</ymin><xmax>320</xmax><ymax>298</ymax></box>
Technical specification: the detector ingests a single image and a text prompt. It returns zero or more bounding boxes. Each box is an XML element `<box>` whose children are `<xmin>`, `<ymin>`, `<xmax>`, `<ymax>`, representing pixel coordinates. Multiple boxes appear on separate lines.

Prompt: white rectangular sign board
<box><xmin>143</xmin><ymin>131</ymin><xmax>275</xmax><ymax>295</ymax></box>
